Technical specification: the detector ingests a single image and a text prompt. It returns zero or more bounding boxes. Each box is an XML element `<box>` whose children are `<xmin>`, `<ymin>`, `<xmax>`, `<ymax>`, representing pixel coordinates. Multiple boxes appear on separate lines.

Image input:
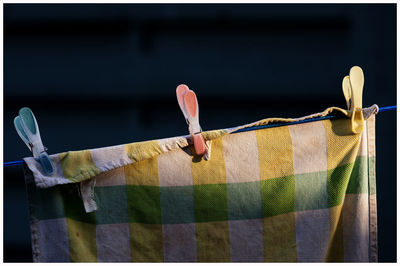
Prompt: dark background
<box><xmin>3</xmin><ymin>4</ymin><xmax>396</xmax><ymax>262</ymax></box>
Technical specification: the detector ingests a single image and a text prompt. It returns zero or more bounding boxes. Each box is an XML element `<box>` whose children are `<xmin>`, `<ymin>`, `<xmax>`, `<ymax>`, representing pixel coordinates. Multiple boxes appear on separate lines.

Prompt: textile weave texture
<box><xmin>23</xmin><ymin>105</ymin><xmax>378</xmax><ymax>262</ymax></box>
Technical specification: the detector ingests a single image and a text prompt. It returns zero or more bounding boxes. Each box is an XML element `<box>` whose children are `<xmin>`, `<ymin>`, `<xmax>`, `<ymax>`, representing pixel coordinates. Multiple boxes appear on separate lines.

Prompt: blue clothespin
<box><xmin>14</xmin><ymin>107</ymin><xmax>54</xmax><ymax>175</ymax></box>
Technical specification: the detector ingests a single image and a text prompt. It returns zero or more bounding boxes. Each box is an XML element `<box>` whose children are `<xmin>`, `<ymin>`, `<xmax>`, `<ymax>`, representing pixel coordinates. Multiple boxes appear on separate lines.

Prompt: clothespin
<box><xmin>14</xmin><ymin>107</ymin><xmax>54</xmax><ymax>175</ymax></box>
<box><xmin>176</xmin><ymin>84</ymin><xmax>207</xmax><ymax>156</ymax></box>
<box><xmin>342</xmin><ymin>66</ymin><xmax>364</xmax><ymax>134</ymax></box>
<box><xmin>342</xmin><ymin>75</ymin><xmax>351</xmax><ymax>110</ymax></box>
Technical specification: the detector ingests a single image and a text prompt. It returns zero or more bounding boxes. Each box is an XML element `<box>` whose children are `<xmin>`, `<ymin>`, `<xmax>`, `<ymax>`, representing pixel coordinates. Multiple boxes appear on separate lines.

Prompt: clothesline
<box><xmin>4</xmin><ymin>105</ymin><xmax>396</xmax><ymax>168</ymax></box>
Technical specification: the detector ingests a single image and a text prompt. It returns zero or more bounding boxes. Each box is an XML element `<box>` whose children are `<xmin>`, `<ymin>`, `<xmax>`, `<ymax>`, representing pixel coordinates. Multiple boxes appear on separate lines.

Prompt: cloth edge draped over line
<box><xmin>24</xmin><ymin>104</ymin><xmax>379</xmax><ymax>190</ymax></box>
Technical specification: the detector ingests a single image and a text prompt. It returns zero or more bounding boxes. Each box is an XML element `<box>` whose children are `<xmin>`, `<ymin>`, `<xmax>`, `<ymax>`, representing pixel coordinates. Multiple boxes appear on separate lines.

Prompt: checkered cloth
<box><xmin>23</xmin><ymin>105</ymin><xmax>378</xmax><ymax>262</ymax></box>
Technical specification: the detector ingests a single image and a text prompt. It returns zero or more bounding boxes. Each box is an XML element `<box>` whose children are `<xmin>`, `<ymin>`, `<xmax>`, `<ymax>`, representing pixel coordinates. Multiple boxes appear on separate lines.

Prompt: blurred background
<box><xmin>3</xmin><ymin>4</ymin><xmax>396</xmax><ymax>262</ymax></box>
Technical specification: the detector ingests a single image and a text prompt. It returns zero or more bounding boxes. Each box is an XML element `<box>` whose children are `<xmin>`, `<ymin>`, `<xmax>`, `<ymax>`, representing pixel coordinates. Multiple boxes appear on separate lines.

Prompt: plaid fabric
<box><xmin>23</xmin><ymin>105</ymin><xmax>378</xmax><ymax>262</ymax></box>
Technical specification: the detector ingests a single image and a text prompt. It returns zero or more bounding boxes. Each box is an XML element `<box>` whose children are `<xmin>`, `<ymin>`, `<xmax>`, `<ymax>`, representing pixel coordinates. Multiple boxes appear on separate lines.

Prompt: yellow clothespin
<box><xmin>345</xmin><ymin>66</ymin><xmax>364</xmax><ymax>134</ymax></box>
<box><xmin>342</xmin><ymin>75</ymin><xmax>351</xmax><ymax>110</ymax></box>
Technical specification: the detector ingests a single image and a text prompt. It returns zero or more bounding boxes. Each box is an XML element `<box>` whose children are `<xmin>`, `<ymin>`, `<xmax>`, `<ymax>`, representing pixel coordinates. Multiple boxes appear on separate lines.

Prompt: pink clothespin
<box><xmin>176</xmin><ymin>84</ymin><xmax>207</xmax><ymax>156</ymax></box>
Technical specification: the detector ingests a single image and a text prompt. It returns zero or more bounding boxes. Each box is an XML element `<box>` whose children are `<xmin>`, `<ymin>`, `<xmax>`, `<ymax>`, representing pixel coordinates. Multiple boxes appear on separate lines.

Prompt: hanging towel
<box><xmin>23</xmin><ymin>105</ymin><xmax>378</xmax><ymax>262</ymax></box>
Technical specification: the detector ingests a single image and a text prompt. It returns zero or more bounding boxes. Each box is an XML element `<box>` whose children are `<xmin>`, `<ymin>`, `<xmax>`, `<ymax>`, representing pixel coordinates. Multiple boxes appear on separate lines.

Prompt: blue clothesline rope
<box><xmin>4</xmin><ymin>160</ymin><xmax>24</xmax><ymax>167</ymax></box>
<box><xmin>379</xmin><ymin>105</ymin><xmax>397</xmax><ymax>112</ymax></box>
<box><xmin>4</xmin><ymin>105</ymin><xmax>396</xmax><ymax>168</ymax></box>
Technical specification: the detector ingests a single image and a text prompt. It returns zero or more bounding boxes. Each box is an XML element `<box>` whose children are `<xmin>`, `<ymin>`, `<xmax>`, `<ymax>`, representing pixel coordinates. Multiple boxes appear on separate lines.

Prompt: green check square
<box><xmin>328</xmin><ymin>163</ymin><xmax>353</xmax><ymax>207</ymax></box>
<box><xmin>160</xmin><ymin>186</ymin><xmax>195</xmax><ymax>224</ymax></box>
<box><xmin>29</xmin><ymin>184</ymin><xmax>66</xmax><ymax>220</ymax></box>
<box><xmin>261</xmin><ymin>175</ymin><xmax>295</xmax><ymax>217</ymax></box>
<box><xmin>346</xmin><ymin>156</ymin><xmax>368</xmax><ymax>195</ymax></box>
<box><xmin>295</xmin><ymin>171</ymin><xmax>329</xmax><ymax>211</ymax></box>
<box><xmin>193</xmin><ymin>183</ymin><xmax>228</xmax><ymax>222</ymax></box>
<box><xmin>228</xmin><ymin>181</ymin><xmax>262</xmax><ymax>220</ymax></box>
<box><xmin>127</xmin><ymin>185</ymin><xmax>162</xmax><ymax>224</ymax></box>
<box><xmin>94</xmin><ymin>186</ymin><xmax>129</xmax><ymax>224</ymax></box>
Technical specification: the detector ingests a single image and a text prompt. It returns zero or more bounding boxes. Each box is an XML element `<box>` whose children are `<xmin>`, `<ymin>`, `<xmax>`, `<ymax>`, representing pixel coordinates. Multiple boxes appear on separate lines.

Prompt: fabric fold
<box><xmin>24</xmin><ymin>105</ymin><xmax>378</xmax><ymax>189</ymax></box>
